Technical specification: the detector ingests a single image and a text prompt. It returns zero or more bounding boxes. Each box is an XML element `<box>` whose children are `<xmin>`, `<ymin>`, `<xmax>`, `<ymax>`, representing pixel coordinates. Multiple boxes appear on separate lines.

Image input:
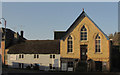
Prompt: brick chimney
<box><xmin>21</xmin><ymin>30</ymin><xmax>23</xmax><ymax>38</ymax></box>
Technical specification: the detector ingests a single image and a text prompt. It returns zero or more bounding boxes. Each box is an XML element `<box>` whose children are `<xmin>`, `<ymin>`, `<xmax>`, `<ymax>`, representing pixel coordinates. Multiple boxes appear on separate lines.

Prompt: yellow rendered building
<box><xmin>55</xmin><ymin>9</ymin><xmax>110</xmax><ymax>72</ymax></box>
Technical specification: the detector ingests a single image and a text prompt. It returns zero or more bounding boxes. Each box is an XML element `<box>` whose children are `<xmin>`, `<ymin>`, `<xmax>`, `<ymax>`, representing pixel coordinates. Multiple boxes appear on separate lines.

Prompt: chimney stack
<box><xmin>21</xmin><ymin>30</ymin><xmax>23</xmax><ymax>38</ymax></box>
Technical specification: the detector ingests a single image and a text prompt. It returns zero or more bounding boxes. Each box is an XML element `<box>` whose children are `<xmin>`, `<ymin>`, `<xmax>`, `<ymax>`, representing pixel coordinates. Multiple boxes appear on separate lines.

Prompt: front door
<box><xmin>80</xmin><ymin>45</ymin><xmax>87</xmax><ymax>61</ymax></box>
<box><xmin>95</xmin><ymin>61</ymin><xmax>102</xmax><ymax>71</ymax></box>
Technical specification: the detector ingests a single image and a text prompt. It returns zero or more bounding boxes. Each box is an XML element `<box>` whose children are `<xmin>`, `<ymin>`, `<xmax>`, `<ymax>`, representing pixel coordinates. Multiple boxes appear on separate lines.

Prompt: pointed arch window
<box><xmin>81</xmin><ymin>25</ymin><xmax>87</xmax><ymax>40</ymax></box>
<box><xmin>67</xmin><ymin>35</ymin><xmax>73</xmax><ymax>53</ymax></box>
<box><xmin>95</xmin><ymin>34</ymin><xmax>101</xmax><ymax>52</ymax></box>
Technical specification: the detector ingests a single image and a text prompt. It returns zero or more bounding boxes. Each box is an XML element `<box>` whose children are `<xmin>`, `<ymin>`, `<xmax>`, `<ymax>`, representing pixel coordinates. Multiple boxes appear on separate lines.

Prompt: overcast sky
<box><xmin>2</xmin><ymin>2</ymin><xmax>118</xmax><ymax>40</ymax></box>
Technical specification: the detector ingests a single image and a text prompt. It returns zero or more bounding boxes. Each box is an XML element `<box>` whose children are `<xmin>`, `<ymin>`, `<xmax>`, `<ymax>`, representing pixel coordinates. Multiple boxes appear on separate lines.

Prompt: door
<box><xmin>61</xmin><ymin>63</ymin><xmax>67</xmax><ymax>71</ymax></box>
<box><xmin>19</xmin><ymin>63</ymin><xmax>24</xmax><ymax>68</ymax></box>
<box><xmin>22</xmin><ymin>63</ymin><xmax>24</xmax><ymax>68</ymax></box>
<box><xmin>80</xmin><ymin>45</ymin><xmax>87</xmax><ymax>61</ymax></box>
<box><xmin>95</xmin><ymin>61</ymin><xmax>102</xmax><ymax>71</ymax></box>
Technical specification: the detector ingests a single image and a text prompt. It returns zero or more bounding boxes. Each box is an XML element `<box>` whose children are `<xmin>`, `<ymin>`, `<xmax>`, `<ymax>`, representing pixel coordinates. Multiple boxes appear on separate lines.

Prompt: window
<box><xmin>67</xmin><ymin>35</ymin><xmax>73</xmax><ymax>52</ymax></box>
<box><xmin>68</xmin><ymin>62</ymin><xmax>73</xmax><ymax>67</ymax></box>
<box><xmin>19</xmin><ymin>63</ymin><xmax>24</xmax><ymax>68</ymax></box>
<box><xmin>50</xmin><ymin>55</ymin><xmax>55</xmax><ymax>59</ymax></box>
<box><xmin>22</xmin><ymin>54</ymin><xmax>24</xmax><ymax>58</ymax></box>
<box><xmin>19</xmin><ymin>54</ymin><xmax>24</xmax><ymax>59</ymax></box>
<box><xmin>81</xmin><ymin>25</ymin><xmax>87</xmax><ymax>40</ymax></box>
<box><xmin>37</xmin><ymin>55</ymin><xmax>39</xmax><ymax>58</ymax></box>
<box><xmin>34</xmin><ymin>54</ymin><xmax>36</xmax><ymax>58</ymax></box>
<box><xmin>49</xmin><ymin>64</ymin><xmax>52</xmax><ymax>69</ymax></box>
<box><xmin>50</xmin><ymin>55</ymin><xmax>52</xmax><ymax>58</ymax></box>
<box><xmin>19</xmin><ymin>63</ymin><xmax>21</xmax><ymax>68</ymax></box>
<box><xmin>19</xmin><ymin>55</ymin><xmax>21</xmax><ymax>58</ymax></box>
<box><xmin>53</xmin><ymin>55</ymin><xmax>55</xmax><ymax>58</ymax></box>
<box><xmin>95</xmin><ymin>34</ymin><xmax>101</xmax><ymax>52</ymax></box>
<box><xmin>34</xmin><ymin>54</ymin><xmax>39</xmax><ymax>58</ymax></box>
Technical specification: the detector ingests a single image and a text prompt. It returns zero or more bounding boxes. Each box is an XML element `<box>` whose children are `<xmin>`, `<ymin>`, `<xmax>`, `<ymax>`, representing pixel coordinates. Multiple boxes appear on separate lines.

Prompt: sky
<box><xmin>119</xmin><ymin>1</ymin><xmax>120</xmax><ymax>32</ymax></box>
<box><xmin>2</xmin><ymin>2</ymin><xmax>118</xmax><ymax>40</ymax></box>
<box><xmin>1</xmin><ymin>0</ymin><xmax>119</xmax><ymax>2</ymax></box>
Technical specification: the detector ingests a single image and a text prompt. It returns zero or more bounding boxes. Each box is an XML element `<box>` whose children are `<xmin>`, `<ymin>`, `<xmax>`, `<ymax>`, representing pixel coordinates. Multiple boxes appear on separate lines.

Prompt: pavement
<box><xmin>2</xmin><ymin>68</ymin><xmax>120</xmax><ymax>75</ymax></box>
<box><xmin>4</xmin><ymin>72</ymin><xmax>120</xmax><ymax>75</ymax></box>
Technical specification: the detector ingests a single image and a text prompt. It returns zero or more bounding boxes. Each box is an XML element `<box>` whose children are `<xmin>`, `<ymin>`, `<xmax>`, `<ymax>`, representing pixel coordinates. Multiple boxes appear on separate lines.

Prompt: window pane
<box><xmin>22</xmin><ymin>55</ymin><xmax>24</xmax><ymax>58</ymax></box>
<box><xmin>70</xmin><ymin>41</ymin><xmax>72</xmax><ymax>44</ymax></box>
<box><xmin>68</xmin><ymin>35</ymin><xmax>73</xmax><ymax>53</ymax></box>
<box><xmin>68</xmin><ymin>49</ymin><xmax>70</xmax><ymax>52</ymax></box>
<box><xmin>71</xmin><ymin>49</ymin><xmax>73</xmax><ymax>52</ymax></box>
<box><xmin>68</xmin><ymin>62</ymin><xmax>73</xmax><ymax>67</ymax></box>
<box><xmin>98</xmin><ymin>40</ymin><xmax>100</xmax><ymax>43</ymax></box>
<box><xmin>81</xmin><ymin>34</ymin><xmax>83</xmax><ymax>37</ymax></box>
<box><xmin>19</xmin><ymin>55</ymin><xmax>21</xmax><ymax>58</ymax></box>
<box><xmin>81</xmin><ymin>32</ymin><xmax>83</xmax><ymax>34</ymax></box>
<box><xmin>85</xmin><ymin>37</ymin><xmax>87</xmax><ymax>40</ymax></box>
<box><xmin>70</xmin><ymin>45</ymin><xmax>72</xmax><ymax>48</ymax></box>
<box><xmin>49</xmin><ymin>64</ymin><xmax>52</xmax><ymax>69</ymax></box>
<box><xmin>50</xmin><ymin>55</ymin><xmax>52</xmax><ymax>58</ymax></box>
<box><xmin>81</xmin><ymin>26</ymin><xmax>87</xmax><ymax>41</ymax></box>
<box><xmin>68</xmin><ymin>49</ymin><xmax>72</xmax><ymax>52</ymax></box>
<box><xmin>37</xmin><ymin>55</ymin><xmax>39</xmax><ymax>58</ymax></box>
<box><xmin>95</xmin><ymin>35</ymin><xmax>101</xmax><ymax>52</ymax></box>
<box><xmin>53</xmin><ymin>55</ymin><xmax>55</xmax><ymax>58</ymax></box>
<box><xmin>81</xmin><ymin>38</ymin><xmax>83</xmax><ymax>40</ymax></box>
<box><xmin>85</xmin><ymin>35</ymin><xmax>87</xmax><ymax>37</ymax></box>
<box><xmin>34</xmin><ymin>54</ymin><xmax>36</xmax><ymax>58</ymax></box>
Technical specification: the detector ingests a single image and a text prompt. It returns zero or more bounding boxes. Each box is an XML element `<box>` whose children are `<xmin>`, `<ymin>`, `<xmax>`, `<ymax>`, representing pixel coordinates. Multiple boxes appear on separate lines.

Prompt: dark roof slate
<box><xmin>8</xmin><ymin>40</ymin><xmax>60</xmax><ymax>54</ymax></box>
<box><xmin>54</xmin><ymin>31</ymin><xmax>66</xmax><ymax>40</ymax></box>
<box><xmin>0</xmin><ymin>27</ymin><xmax>26</xmax><ymax>48</ymax></box>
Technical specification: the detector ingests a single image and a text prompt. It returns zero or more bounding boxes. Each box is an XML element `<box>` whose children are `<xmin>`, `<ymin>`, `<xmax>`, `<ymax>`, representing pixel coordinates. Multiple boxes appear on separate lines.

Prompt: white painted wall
<box><xmin>7</xmin><ymin>54</ymin><xmax>60</xmax><ymax>71</ymax></box>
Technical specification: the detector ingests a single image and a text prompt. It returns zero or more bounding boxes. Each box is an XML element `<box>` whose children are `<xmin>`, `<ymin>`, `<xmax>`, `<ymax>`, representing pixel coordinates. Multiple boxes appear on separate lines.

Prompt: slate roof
<box><xmin>62</xmin><ymin>10</ymin><xmax>109</xmax><ymax>40</ymax></box>
<box><xmin>0</xmin><ymin>27</ymin><xmax>26</xmax><ymax>48</ymax></box>
<box><xmin>54</xmin><ymin>31</ymin><xmax>66</xmax><ymax>40</ymax></box>
<box><xmin>8</xmin><ymin>40</ymin><xmax>60</xmax><ymax>54</ymax></box>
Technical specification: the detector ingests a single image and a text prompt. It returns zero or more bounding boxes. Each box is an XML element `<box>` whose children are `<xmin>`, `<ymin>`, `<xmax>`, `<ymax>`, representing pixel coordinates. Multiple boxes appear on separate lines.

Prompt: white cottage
<box><xmin>7</xmin><ymin>40</ymin><xmax>60</xmax><ymax>71</ymax></box>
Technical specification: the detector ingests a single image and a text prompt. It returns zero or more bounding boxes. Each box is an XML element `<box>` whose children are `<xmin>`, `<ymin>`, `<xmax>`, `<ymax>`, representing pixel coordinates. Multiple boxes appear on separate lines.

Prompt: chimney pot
<box><xmin>21</xmin><ymin>30</ymin><xmax>23</xmax><ymax>38</ymax></box>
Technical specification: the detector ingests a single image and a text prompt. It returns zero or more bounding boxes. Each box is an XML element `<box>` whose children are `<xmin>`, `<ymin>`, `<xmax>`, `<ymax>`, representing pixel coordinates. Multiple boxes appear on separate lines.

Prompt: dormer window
<box><xmin>81</xmin><ymin>25</ymin><xmax>87</xmax><ymax>41</ymax></box>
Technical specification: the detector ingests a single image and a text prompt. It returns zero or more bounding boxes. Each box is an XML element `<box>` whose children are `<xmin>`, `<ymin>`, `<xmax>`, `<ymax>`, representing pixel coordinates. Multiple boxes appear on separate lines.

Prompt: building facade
<box><xmin>8</xmin><ymin>54</ymin><xmax>60</xmax><ymax>71</ymax></box>
<box><xmin>109</xmin><ymin>32</ymin><xmax>120</xmax><ymax>71</ymax></box>
<box><xmin>7</xmin><ymin>40</ymin><xmax>60</xmax><ymax>71</ymax></box>
<box><xmin>57</xmin><ymin>10</ymin><xmax>110</xmax><ymax>72</ymax></box>
<box><xmin>2</xmin><ymin>9</ymin><xmax>111</xmax><ymax>72</ymax></box>
<box><xmin>0</xmin><ymin>28</ymin><xmax>26</xmax><ymax>64</ymax></box>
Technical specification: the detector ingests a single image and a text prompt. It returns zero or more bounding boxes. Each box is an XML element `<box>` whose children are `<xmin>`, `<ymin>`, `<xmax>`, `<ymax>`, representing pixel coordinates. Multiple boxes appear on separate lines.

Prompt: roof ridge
<box><xmin>62</xmin><ymin>10</ymin><xmax>109</xmax><ymax>40</ymax></box>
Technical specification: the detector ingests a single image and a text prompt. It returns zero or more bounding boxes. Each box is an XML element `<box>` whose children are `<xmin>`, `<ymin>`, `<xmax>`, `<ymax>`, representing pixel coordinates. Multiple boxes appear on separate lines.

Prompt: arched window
<box><xmin>95</xmin><ymin>34</ymin><xmax>101</xmax><ymax>52</ymax></box>
<box><xmin>67</xmin><ymin>35</ymin><xmax>73</xmax><ymax>53</ymax></box>
<box><xmin>81</xmin><ymin>25</ymin><xmax>87</xmax><ymax>40</ymax></box>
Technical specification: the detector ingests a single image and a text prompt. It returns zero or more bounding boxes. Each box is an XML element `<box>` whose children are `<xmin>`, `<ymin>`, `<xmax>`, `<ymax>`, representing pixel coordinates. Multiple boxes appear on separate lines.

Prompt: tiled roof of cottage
<box><xmin>8</xmin><ymin>40</ymin><xmax>60</xmax><ymax>54</ymax></box>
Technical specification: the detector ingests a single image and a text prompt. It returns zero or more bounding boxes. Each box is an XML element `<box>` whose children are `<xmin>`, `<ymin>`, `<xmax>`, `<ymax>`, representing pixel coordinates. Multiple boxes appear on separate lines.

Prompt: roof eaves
<box><xmin>84</xmin><ymin>12</ymin><xmax>109</xmax><ymax>40</ymax></box>
<box><xmin>61</xmin><ymin>11</ymin><xmax>109</xmax><ymax>40</ymax></box>
<box><xmin>61</xmin><ymin>11</ymin><xmax>85</xmax><ymax>40</ymax></box>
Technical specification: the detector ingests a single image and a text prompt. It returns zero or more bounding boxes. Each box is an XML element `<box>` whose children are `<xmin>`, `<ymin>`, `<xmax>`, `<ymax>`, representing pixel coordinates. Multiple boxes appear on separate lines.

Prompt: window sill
<box><xmin>80</xmin><ymin>40</ymin><xmax>89</xmax><ymax>43</ymax></box>
<box><xmin>94</xmin><ymin>52</ymin><xmax>103</xmax><ymax>54</ymax></box>
<box><xmin>67</xmin><ymin>52</ymin><xmax>74</xmax><ymax>54</ymax></box>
